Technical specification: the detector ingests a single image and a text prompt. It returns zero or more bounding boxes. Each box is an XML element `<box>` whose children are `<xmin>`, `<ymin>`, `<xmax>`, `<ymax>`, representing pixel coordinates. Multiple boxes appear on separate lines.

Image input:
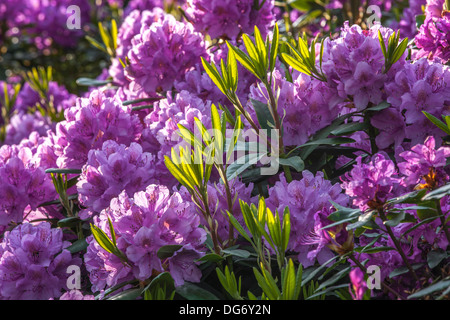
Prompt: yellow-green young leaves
<box><xmin>281</xmin><ymin>34</ymin><xmax>327</xmax><ymax>82</ymax></box>
<box><xmin>90</xmin><ymin>218</ymin><xmax>129</xmax><ymax>265</ymax></box>
<box><xmin>216</xmin><ymin>266</ymin><xmax>243</xmax><ymax>300</ymax></box>
<box><xmin>86</xmin><ymin>19</ymin><xmax>118</xmax><ymax>58</ymax></box>
<box><xmin>201</xmin><ymin>50</ymin><xmax>238</xmax><ymax>103</ymax></box>
<box><xmin>422</xmin><ymin>111</ymin><xmax>450</xmax><ymax>135</ymax></box>
<box><xmin>378</xmin><ymin>29</ymin><xmax>408</xmax><ymax>74</ymax></box>
<box><xmin>227</xmin><ymin>24</ymin><xmax>279</xmax><ymax>82</ymax></box>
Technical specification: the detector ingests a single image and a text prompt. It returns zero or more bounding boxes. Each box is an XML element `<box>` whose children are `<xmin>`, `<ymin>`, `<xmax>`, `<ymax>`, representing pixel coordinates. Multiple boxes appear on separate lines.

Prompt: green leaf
<box><xmin>282</xmin><ymin>259</ymin><xmax>297</xmax><ymax>300</ymax></box>
<box><xmin>288</xmin><ymin>0</ymin><xmax>313</xmax><ymax>11</ymax></box>
<box><xmin>327</xmin><ymin>201</ymin><xmax>361</xmax><ymax>222</ymax></box>
<box><xmin>90</xmin><ymin>223</ymin><xmax>116</xmax><ymax>254</ymax></box>
<box><xmin>407</xmin><ymin>279</ymin><xmax>450</xmax><ymax>299</ymax></box>
<box><xmin>422</xmin><ymin>112</ymin><xmax>450</xmax><ymax>135</ymax></box>
<box><xmin>278</xmin><ymin>156</ymin><xmax>304</xmax><ymax>172</ymax></box>
<box><xmin>281</xmin><ymin>53</ymin><xmax>312</xmax><ymax>76</ymax></box>
<box><xmin>142</xmin><ymin>272</ymin><xmax>175</xmax><ymax>298</ymax></box>
<box><xmin>330</xmin><ymin>122</ymin><xmax>369</xmax><ymax>136</ymax></box>
<box><xmin>227</xmin><ymin>50</ymin><xmax>238</xmax><ymax>91</ymax></box>
<box><xmin>316</xmin><ymin>266</ymin><xmax>352</xmax><ymax>292</ymax></box>
<box><xmin>384</xmin><ymin>210</ymin><xmax>406</xmax><ymax>227</ymax></box>
<box><xmin>378</xmin><ymin>30</ymin><xmax>387</xmax><ymax>59</ymax></box>
<box><xmin>391</xmin><ymin>37</ymin><xmax>408</xmax><ymax>64</ymax></box>
<box><xmin>156</xmin><ymin>244</ymin><xmax>183</xmax><ymax>260</ymax></box>
<box><xmin>282</xmin><ymin>207</ymin><xmax>291</xmax><ymax>253</ymax></box>
<box><xmin>75</xmin><ymin>77</ymin><xmax>112</xmax><ymax>87</ymax></box>
<box><xmin>427</xmin><ymin>250</ymin><xmax>448</xmax><ymax>269</ymax></box>
<box><xmin>416</xmin><ymin>200</ymin><xmax>438</xmax><ymax>220</ymax></box>
<box><xmin>197</xmin><ymin>253</ymin><xmax>225</xmax><ymax>263</ymax></box>
<box><xmin>226</xmin><ymin>152</ymin><xmax>267</xmax><ymax>180</ymax></box>
<box><xmin>227</xmin><ymin>42</ymin><xmax>258</xmax><ymax>78</ymax></box>
<box><xmin>301</xmin><ymin>255</ymin><xmax>341</xmax><ymax>286</ymax></box>
<box><xmin>45</xmin><ymin>168</ymin><xmax>82</xmax><ymax>174</ymax></box>
<box><xmin>346</xmin><ymin>210</ymin><xmax>376</xmax><ymax>230</ymax></box>
<box><xmin>201</xmin><ymin>57</ymin><xmax>227</xmax><ymax>96</ymax></box>
<box><xmin>107</xmin><ymin>288</ymin><xmax>142</xmax><ymax>300</ymax></box>
<box><xmin>175</xmin><ymin>282</ymin><xmax>220</xmax><ymax>300</ymax></box>
<box><xmin>253</xmin><ymin>266</ymin><xmax>281</xmax><ymax>300</ymax></box>
<box><xmin>270</xmin><ymin>23</ymin><xmax>279</xmax><ymax>72</ymax></box>
<box><xmin>250</xmin><ymin>99</ymin><xmax>275</xmax><ymax>130</ymax></box>
<box><xmin>299</xmin><ymin>137</ymin><xmax>356</xmax><ymax>147</ymax></box>
<box><xmin>222</xmin><ymin>248</ymin><xmax>251</xmax><ymax>259</ymax></box>
<box><xmin>85</xmin><ymin>35</ymin><xmax>107</xmax><ymax>53</ymax></box>
<box><xmin>387</xmin><ymin>189</ymin><xmax>428</xmax><ymax>204</ymax></box>
<box><xmin>66</xmin><ymin>238</ymin><xmax>88</xmax><ymax>254</ymax></box>
<box><xmin>355</xmin><ymin>246</ymin><xmax>395</xmax><ymax>254</ymax></box>
<box><xmin>57</xmin><ymin>216</ymin><xmax>81</xmax><ymax>228</ymax></box>
<box><xmin>107</xmin><ymin>217</ymin><xmax>116</xmax><ymax>246</ymax></box>
<box><xmin>389</xmin><ymin>263</ymin><xmax>424</xmax><ymax>279</ymax></box>
<box><xmin>227</xmin><ymin>211</ymin><xmax>253</xmax><ymax>243</ymax></box>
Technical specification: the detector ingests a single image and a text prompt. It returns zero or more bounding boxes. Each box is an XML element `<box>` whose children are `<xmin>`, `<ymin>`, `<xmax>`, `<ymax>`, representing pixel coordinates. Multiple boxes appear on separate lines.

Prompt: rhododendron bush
<box><xmin>0</xmin><ymin>0</ymin><xmax>449</xmax><ymax>301</ymax></box>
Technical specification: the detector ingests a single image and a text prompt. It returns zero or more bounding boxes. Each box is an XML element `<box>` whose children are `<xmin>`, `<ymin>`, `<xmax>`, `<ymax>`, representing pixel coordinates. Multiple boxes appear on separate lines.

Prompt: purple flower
<box><xmin>349</xmin><ymin>268</ymin><xmax>367</xmax><ymax>300</ymax></box>
<box><xmin>184</xmin><ymin>0</ymin><xmax>275</xmax><ymax>40</ymax></box>
<box><xmin>415</xmin><ymin>1</ymin><xmax>450</xmax><ymax>62</ymax></box>
<box><xmin>266</xmin><ymin>171</ymin><xmax>349</xmax><ymax>267</ymax></box>
<box><xmin>385</xmin><ymin>57</ymin><xmax>450</xmax><ymax>146</ymax></box>
<box><xmin>398</xmin><ymin>136</ymin><xmax>450</xmax><ymax>189</ymax></box>
<box><xmin>58</xmin><ymin>290</ymin><xmax>95</xmax><ymax>300</ymax></box>
<box><xmin>4</xmin><ymin>0</ymin><xmax>91</xmax><ymax>49</ymax></box>
<box><xmin>341</xmin><ymin>153</ymin><xmax>400</xmax><ymax>211</ymax></box>
<box><xmin>109</xmin><ymin>8</ymin><xmax>166</xmax><ymax>87</ymax></box>
<box><xmin>0</xmin><ymin>222</ymin><xmax>81</xmax><ymax>300</ymax></box>
<box><xmin>54</xmin><ymin>89</ymin><xmax>143</xmax><ymax>169</ymax></box>
<box><xmin>4</xmin><ymin>113</ymin><xmax>55</xmax><ymax>146</ymax></box>
<box><xmin>85</xmin><ymin>185</ymin><xmax>206</xmax><ymax>292</ymax></box>
<box><xmin>370</xmin><ymin>107</ymin><xmax>406</xmax><ymax>150</ymax></box>
<box><xmin>77</xmin><ymin>140</ymin><xmax>158</xmax><ymax>216</ymax></box>
<box><xmin>0</xmin><ymin>143</ymin><xmax>56</xmax><ymax>229</ymax></box>
<box><xmin>322</xmin><ymin>22</ymin><xmax>405</xmax><ymax>110</ymax></box>
<box><xmin>248</xmin><ymin>69</ymin><xmax>344</xmax><ymax>147</ymax></box>
<box><xmin>125</xmin><ymin>14</ymin><xmax>208</xmax><ymax>95</ymax></box>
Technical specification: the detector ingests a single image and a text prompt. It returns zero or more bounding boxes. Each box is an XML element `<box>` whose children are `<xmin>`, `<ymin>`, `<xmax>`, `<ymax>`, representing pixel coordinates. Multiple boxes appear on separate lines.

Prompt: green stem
<box><xmin>221</xmin><ymin>165</ymin><xmax>236</xmax><ymax>247</ymax></box>
<box><xmin>199</xmin><ymin>189</ymin><xmax>222</xmax><ymax>255</ymax></box>
<box><xmin>262</xmin><ymin>80</ymin><xmax>294</xmax><ymax>182</ymax></box>
<box><xmin>436</xmin><ymin>199</ymin><xmax>450</xmax><ymax>244</ymax></box>
<box><xmin>378</xmin><ymin>209</ymin><xmax>419</xmax><ymax>282</ymax></box>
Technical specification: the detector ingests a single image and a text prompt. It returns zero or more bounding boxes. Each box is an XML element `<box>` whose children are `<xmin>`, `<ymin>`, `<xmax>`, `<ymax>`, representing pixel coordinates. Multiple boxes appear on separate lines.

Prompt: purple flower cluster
<box><xmin>342</xmin><ymin>153</ymin><xmax>400</xmax><ymax>211</ymax></box>
<box><xmin>322</xmin><ymin>22</ymin><xmax>406</xmax><ymax>111</ymax></box>
<box><xmin>249</xmin><ymin>69</ymin><xmax>344</xmax><ymax>147</ymax></box>
<box><xmin>109</xmin><ymin>8</ymin><xmax>166</xmax><ymax>88</ymax></box>
<box><xmin>266</xmin><ymin>171</ymin><xmax>349</xmax><ymax>267</ymax></box>
<box><xmin>77</xmin><ymin>140</ymin><xmax>157</xmax><ymax>216</ymax></box>
<box><xmin>415</xmin><ymin>0</ymin><xmax>450</xmax><ymax>62</ymax></box>
<box><xmin>0</xmin><ymin>222</ymin><xmax>81</xmax><ymax>300</ymax></box>
<box><xmin>342</xmin><ymin>137</ymin><xmax>450</xmax><ymax>212</ymax></box>
<box><xmin>398</xmin><ymin>136</ymin><xmax>450</xmax><ymax>189</ymax></box>
<box><xmin>184</xmin><ymin>0</ymin><xmax>275</xmax><ymax>40</ymax></box>
<box><xmin>0</xmin><ymin>142</ymin><xmax>56</xmax><ymax>231</ymax></box>
<box><xmin>383</xmin><ymin>57</ymin><xmax>450</xmax><ymax>146</ymax></box>
<box><xmin>85</xmin><ymin>184</ymin><xmax>206</xmax><ymax>292</ymax></box>
<box><xmin>2</xmin><ymin>0</ymin><xmax>91</xmax><ymax>49</ymax></box>
<box><xmin>53</xmin><ymin>90</ymin><xmax>142</xmax><ymax>169</ymax></box>
<box><xmin>125</xmin><ymin>13</ymin><xmax>208</xmax><ymax>96</ymax></box>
